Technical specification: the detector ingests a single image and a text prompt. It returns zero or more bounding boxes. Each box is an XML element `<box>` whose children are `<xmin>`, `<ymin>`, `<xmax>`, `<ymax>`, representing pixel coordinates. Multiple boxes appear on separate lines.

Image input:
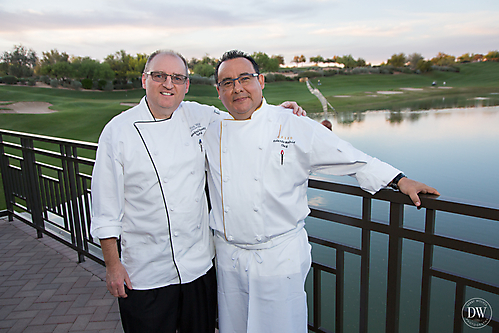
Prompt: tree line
<box><xmin>0</xmin><ymin>45</ymin><xmax>287</xmax><ymax>89</ymax></box>
<box><xmin>1</xmin><ymin>44</ymin><xmax>498</xmax><ymax>89</ymax></box>
<box><xmin>296</xmin><ymin>51</ymin><xmax>499</xmax><ymax>71</ymax></box>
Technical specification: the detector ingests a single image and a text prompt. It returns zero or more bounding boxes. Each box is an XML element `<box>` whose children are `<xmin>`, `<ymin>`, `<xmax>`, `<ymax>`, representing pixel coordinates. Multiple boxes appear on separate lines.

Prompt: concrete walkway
<box><xmin>0</xmin><ymin>216</ymin><xmax>123</xmax><ymax>333</ymax></box>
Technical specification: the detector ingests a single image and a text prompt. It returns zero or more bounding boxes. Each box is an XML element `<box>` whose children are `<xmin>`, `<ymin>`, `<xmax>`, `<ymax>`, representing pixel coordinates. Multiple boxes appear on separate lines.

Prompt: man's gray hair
<box><xmin>144</xmin><ymin>50</ymin><xmax>189</xmax><ymax>75</ymax></box>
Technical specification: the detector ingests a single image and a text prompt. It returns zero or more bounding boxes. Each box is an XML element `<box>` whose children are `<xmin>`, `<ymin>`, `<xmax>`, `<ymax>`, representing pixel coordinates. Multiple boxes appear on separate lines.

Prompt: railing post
<box><xmin>386</xmin><ymin>201</ymin><xmax>404</xmax><ymax>333</ymax></box>
<box><xmin>21</xmin><ymin>137</ymin><xmax>44</xmax><ymax>238</ymax></box>
<box><xmin>61</xmin><ymin>144</ymin><xmax>85</xmax><ymax>263</ymax></box>
<box><xmin>313</xmin><ymin>265</ymin><xmax>322</xmax><ymax>331</ymax></box>
<box><xmin>0</xmin><ymin>133</ymin><xmax>15</xmax><ymax>221</ymax></box>
<box><xmin>360</xmin><ymin>197</ymin><xmax>372</xmax><ymax>333</ymax></box>
<box><xmin>419</xmin><ymin>208</ymin><xmax>435</xmax><ymax>333</ymax></box>
<box><xmin>336</xmin><ymin>250</ymin><xmax>344</xmax><ymax>333</ymax></box>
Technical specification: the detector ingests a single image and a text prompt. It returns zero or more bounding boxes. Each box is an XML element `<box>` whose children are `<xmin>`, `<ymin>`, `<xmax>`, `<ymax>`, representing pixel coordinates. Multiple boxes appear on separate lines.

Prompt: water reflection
<box><xmin>315</xmin><ymin>93</ymin><xmax>499</xmax><ymax>125</ymax></box>
<box><xmin>306</xmin><ymin>106</ymin><xmax>499</xmax><ymax>332</ymax></box>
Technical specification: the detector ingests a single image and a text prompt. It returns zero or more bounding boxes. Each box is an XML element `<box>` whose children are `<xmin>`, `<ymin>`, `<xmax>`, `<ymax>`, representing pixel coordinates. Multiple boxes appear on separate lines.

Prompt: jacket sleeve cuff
<box><xmin>90</xmin><ymin>223</ymin><xmax>122</xmax><ymax>240</ymax></box>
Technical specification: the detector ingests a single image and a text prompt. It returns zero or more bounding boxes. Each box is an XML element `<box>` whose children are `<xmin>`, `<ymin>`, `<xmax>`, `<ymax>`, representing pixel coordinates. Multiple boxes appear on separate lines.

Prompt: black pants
<box><xmin>118</xmin><ymin>266</ymin><xmax>217</xmax><ymax>333</ymax></box>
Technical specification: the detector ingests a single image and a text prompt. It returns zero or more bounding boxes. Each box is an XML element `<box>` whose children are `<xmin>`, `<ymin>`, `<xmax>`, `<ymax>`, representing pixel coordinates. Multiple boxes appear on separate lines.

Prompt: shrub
<box><xmin>274</xmin><ymin>74</ymin><xmax>288</xmax><ymax>82</ymax></box>
<box><xmin>71</xmin><ymin>80</ymin><xmax>82</xmax><ymax>90</ymax></box>
<box><xmin>113</xmin><ymin>83</ymin><xmax>133</xmax><ymax>90</ymax></box>
<box><xmin>104</xmin><ymin>80</ymin><xmax>113</xmax><ymax>91</ymax></box>
<box><xmin>61</xmin><ymin>79</ymin><xmax>72</xmax><ymax>88</ymax></box>
<box><xmin>352</xmin><ymin>67</ymin><xmax>370</xmax><ymax>75</ymax></box>
<box><xmin>265</xmin><ymin>74</ymin><xmax>275</xmax><ymax>83</ymax></box>
<box><xmin>98</xmin><ymin>79</ymin><xmax>107</xmax><ymax>90</ymax></box>
<box><xmin>131</xmin><ymin>78</ymin><xmax>142</xmax><ymax>89</ymax></box>
<box><xmin>2</xmin><ymin>75</ymin><xmax>18</xmax><ymax>84</ymax></box>
<box><xmin>401</xmin><ymin>67</ymin><xmax>414</xmax><ymax>74</ymax></box>
<box><xmin>188</xmin><ymin>74</ymin><xmax>215</xmax><ymax>85</ymax></box>
<box><xmin>297</xmin><ymin>71</ymin><xmax>323</xmax><ymax>79</ymax></box>
<box><xmin>81</xmin><ymin>78</ymin><xmax>93</xmax><ymax>89</ymax></box>
<box><xmin>323</xmin><ymin>70</ymin><xmax>338</xmax><ymax>77</ymax></box>
<box><xmin>27</xmin><ymin>78</ymin><xmax>36</xmax><ymax>86</ymax></box>
<box><xmin>379</xmin><ymin>65</ymin><xmax>394</xmax><ymax>74</ymax></box>
<box><xmin>431</xmin><ymin>65</ymin><xmax>460</xmax><ymax>73</ymax></box>
<box><xmin>50</xmin><ymin>79</ymin><xmax>59</xmax><ymax>88</ymax></box>
<box><xmin>40</xmin><ymin>75</ymin><xmax>51</xmax><ymax>85</ymax></box>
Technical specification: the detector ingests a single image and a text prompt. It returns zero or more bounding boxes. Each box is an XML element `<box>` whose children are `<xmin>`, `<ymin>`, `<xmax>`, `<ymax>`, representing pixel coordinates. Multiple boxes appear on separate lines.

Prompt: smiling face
<box><xmin>142</xmin><ymin>53</ymin><xmax>189</xmax><ymax>119</ymax></box>
<box><xmin>216</xmin><ymin>57</ymin><xmax>265</xmax><ymax>120</ymax></box>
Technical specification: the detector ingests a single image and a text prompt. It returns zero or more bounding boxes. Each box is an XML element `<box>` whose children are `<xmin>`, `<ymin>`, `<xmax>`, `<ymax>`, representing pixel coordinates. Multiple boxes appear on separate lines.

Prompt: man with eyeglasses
<box><xmin>91</xmin><ymin>50</ymin><xmax>304</xmax><ymax>333</ymax></box>
<box><xmin>203</xmin><ymin>50</ymin><xmax>439</xmax><ymax>332</ymax></box>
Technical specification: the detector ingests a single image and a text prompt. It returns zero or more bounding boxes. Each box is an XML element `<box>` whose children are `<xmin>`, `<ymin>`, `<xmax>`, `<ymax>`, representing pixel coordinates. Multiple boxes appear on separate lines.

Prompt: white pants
<box><xmin>215</xmin><ymin>228</ymin><xmax>312</xmax><ymax>333</ymax></box>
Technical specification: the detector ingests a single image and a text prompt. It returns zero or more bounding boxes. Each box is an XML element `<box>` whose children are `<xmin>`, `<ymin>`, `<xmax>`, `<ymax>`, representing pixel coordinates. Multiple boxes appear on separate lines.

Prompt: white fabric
<box><xmin>215</xmin><ymin>228</ymin><xmax>311</xmax><ymax>333</ymax></box>
<box><xmin>91</xmin><ymin>97</ymin><xmax>221</xmax><ymax>289</ymax></box>
<box><xmin>204</xmin><ymin>99</ymin><xmax>401</xmax><ymax>332</ymax></box>
<box><xmin>204</xmin><ymin>99</ymin><xmax>400</xmax><ymax>244</ymax></box>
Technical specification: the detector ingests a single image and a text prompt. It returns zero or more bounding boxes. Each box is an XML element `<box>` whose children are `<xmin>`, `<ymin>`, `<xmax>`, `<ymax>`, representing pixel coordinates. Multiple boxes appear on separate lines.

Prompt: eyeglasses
<box><xmin>217</xmin><ymin>73</ymin><xmax>259</xmax><ymax>90</ymax></box>
<box><xmin>144</xmin><ymin>71</ymin><xmax>188</xmax><ymax>85</ymax></box>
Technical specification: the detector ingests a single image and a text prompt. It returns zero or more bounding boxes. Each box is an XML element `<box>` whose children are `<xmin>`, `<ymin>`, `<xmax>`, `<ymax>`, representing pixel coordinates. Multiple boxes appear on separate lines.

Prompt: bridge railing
<box><xmin>1</xmin><ymin>129</ymin><xmax>497</xmax><ymax>333</ymax></box>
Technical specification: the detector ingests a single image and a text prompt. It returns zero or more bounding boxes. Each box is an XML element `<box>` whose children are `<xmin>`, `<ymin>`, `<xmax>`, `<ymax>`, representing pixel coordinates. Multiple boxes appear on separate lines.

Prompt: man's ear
<box><xmin>258</xmin><ymin>74</ymin><xmax>265</xmax><ymax>90</ymax></box>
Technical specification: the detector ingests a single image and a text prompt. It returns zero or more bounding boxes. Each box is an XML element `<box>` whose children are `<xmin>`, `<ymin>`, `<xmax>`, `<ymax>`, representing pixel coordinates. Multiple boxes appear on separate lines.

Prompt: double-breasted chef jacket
<box><xmin>205</xmin><ymin>99</ymin><xmax>401</xmax><ymax>245</ymax></box>
<box><xmin>91</xmin><ymin>97</ymin><xmax>221</xmax><ymax>290</ymax></box>
<box><xmin>204</xmin><ymin>99</ymin><xmax>401</xmax><ymax>332</ymax></box>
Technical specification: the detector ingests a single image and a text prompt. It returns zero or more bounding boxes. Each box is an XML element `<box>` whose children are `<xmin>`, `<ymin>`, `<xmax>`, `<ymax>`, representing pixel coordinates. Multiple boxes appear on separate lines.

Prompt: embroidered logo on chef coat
<box><xmin>190</xmin><ymin>123</ymin><xmax>207</xmax><ymax>137</ymax></box>
<box><xmin>273</xmin><ymin>125</ymin><xmax>295</xmax><ymax>148</ymax></box>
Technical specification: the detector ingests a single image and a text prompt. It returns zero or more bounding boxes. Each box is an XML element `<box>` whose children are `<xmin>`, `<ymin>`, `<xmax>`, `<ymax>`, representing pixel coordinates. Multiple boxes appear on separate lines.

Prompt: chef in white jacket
<box><xmin>204</xmin><ymin>50</ymin><xmax>440</xmax><ymax>333</ymax></box>
<box><xmin>91</xmin><ymin>50</ymin><xmax>221</xmax><ymax>333</ymax></box>
<box><xmin>91</xmin><ymin>50</ymin><xmax>304</xmax><ymax>333</ymax></box>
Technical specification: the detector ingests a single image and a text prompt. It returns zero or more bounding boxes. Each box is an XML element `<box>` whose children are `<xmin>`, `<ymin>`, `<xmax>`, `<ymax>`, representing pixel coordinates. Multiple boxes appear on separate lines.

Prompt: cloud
<box><xmin>1</xmin><ymin>0</ymin><xmax>498</xmax><ymax>64</ymax></box>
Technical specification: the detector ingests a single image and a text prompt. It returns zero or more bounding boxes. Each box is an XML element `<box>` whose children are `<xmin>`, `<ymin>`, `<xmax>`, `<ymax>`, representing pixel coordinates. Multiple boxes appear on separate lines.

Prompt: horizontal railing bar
<box><xmin>309</xmin><ymin>235</ymin><xmax>362</xmax><ymax>256</ymax></box>
<box><xmin>311</xmin><ymin>261</ymin><xmax>336</xmax><ymax>275</ymax></box>
<box><xmin>12</xmin><ymin>211</ymin><xmax>104</xmax><ymax>265</ymax></box>
<box><xmin>0</xmin><ymin>129</ymin><xmax>98</xmax><ymax>150</ymax></box>
<box><xmin>310</xmin><ymin>206</ymin><xmax>499</xmax><ymax>261</ymax></box>
<box><xmin>3</xmin><ymin>153</ymin><xmax>23</xmax><ymax>161</ymax></box>
<box><xmin>309</xmin><ymin>178</ymin><xmax>499</xmax><ymax>221</ymax></box>
<box><xmin>431</xmin><ymin>267</ymin><xmax>499</xmax><ymax>294</ymax></box>
<box><xmin>0</xmin><ymin>141</ymin><xmax>22</xmax><ymax>150</ymax></box>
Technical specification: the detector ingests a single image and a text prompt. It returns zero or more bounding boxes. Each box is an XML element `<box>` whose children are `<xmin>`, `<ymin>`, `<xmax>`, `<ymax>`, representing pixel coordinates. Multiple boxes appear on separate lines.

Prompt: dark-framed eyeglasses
<box><xmin>217</xmin><ymin>73</ymin><xmax>259</xmax><ymax>90</ymax></box>
<box><xmin>144</xmin><ymin>71</ymin><xmax>188</xmax><ymax>85</ymax></box>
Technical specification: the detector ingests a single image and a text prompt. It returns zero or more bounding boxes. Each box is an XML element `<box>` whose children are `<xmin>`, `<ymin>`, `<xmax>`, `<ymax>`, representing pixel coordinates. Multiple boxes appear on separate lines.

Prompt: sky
<box><xmin>1</xmin><ymin>0</ymin><xmax>498</xmax><ymax>65</ymax></box>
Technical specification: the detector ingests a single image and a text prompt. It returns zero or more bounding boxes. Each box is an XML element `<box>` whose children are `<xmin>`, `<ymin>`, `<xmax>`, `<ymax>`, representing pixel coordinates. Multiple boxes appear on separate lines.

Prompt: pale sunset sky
<box><xmin>1</xmin><ymin>0</ymin><xmax>498</xmax><ymax>65</ymax></box>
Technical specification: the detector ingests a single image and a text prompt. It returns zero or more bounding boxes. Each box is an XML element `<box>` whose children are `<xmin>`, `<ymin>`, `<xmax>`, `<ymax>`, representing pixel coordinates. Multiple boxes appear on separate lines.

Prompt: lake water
<box><xmin>305</xmin><ymin>106</ymin><xmax>499</xmax><ymax>332</ymax></box>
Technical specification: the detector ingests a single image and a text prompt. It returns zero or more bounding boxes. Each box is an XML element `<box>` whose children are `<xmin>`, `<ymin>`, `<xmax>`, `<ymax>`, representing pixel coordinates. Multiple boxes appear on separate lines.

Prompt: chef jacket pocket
<box><xmin>266</xmin><ymin>149</ymin><xmax>308</xmax><ymax>190</ymax></box>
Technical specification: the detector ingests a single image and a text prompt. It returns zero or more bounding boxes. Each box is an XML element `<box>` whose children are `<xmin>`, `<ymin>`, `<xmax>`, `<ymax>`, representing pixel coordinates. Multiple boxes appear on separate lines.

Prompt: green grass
<box><xmin>264</xmin><ymin>62</ymin><xmax>499</xmax><ymax>112</ymax></box>
<box><xmin>1</xmin><ymin>62</ymin><xmax>499</xmax><ymax>209</ymax></box>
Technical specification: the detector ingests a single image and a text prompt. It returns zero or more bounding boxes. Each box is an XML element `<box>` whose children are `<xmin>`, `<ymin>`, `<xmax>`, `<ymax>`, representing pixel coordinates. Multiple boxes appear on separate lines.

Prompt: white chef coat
<box><xmin>204</xmin><ymin>99</ymin><xmax>401</xmax><ymax>333</ymax></box>
<box><xmin>204</xmin><ymin>99</ymin><xmax>400</xmax><ymax>244</ymax></box>
<box><xmin>91</xmin><ymin>97</ymin><xmax>221</xmax><ymax>290</ymax></box>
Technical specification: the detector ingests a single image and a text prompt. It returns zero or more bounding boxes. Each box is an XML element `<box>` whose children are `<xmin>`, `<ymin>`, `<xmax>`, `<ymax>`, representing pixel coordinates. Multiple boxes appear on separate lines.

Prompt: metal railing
<box><xmin>0</xmin><ymin>129</ymin><xmax>100</xmax><ymax>264</ymax></box>
<box><xmin>1</xmin><ymin>129</ymin><xmax>498</xmax><ymax>333</ymax></box>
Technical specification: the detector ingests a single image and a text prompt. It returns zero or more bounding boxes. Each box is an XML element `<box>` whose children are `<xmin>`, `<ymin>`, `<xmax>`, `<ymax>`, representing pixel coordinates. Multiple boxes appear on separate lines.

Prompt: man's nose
<box><xmin>162</xmin><ymin>76</ymin><xmax>174</xmax><ymax>88</ymax></box>
<box><xmin>233</xmin><ymin>79</ymin><xmax>244</xmax><ymax>92</ymax></box>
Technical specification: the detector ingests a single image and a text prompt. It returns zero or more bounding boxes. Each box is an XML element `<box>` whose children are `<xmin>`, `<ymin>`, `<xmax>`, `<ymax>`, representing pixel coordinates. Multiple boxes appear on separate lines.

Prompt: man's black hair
<box><xmin>214</xmin><ymin>50</ymin><xmax>260</xmax><ymax>83</ymax></box>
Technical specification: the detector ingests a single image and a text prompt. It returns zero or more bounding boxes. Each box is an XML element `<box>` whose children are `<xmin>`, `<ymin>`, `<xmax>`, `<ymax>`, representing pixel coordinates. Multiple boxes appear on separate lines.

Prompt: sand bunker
<box><xmin>0</xmin><ymin>101</ymin><xmax>56</xmax><ymax>114</ymax></box>
<box><xmin>377</xmin><ymin>91</ymin><xmax>404</xmax><ymax>95</ymax></box>
<box><xmin>120</xmin><ymin>102</ymin><xmax>139</xmax><ymax>107</ymax></box>
<box><xmin>400</xmin><ymin>88</ymin><xmax>424</xmax><ymax>91</ymax></box>
<box><xmin>333</xmin><ymin>95</ymin><xmax>351</xmax><ymax>98</ymax></box>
